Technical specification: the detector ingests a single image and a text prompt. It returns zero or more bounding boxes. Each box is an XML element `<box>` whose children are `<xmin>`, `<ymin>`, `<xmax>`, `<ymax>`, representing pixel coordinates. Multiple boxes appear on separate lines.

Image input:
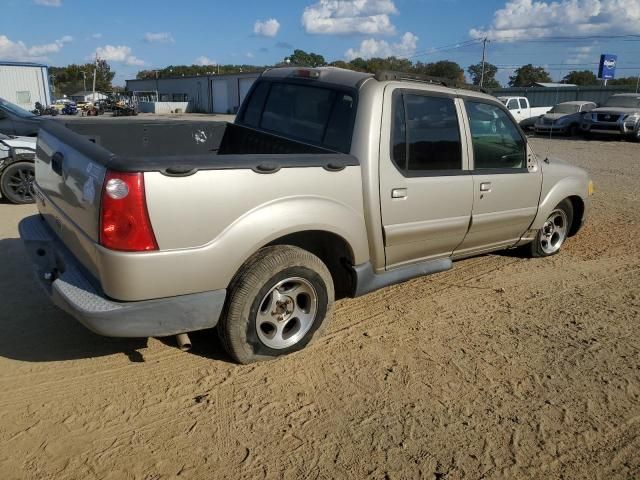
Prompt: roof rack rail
<box><xmin>374</xmin><ymin>70</ymin><xmax>488</xmax><ymax>94</ymax></box>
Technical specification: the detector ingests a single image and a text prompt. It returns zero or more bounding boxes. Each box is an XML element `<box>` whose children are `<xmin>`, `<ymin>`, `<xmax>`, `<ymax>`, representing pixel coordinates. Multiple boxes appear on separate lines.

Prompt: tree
<box><xmin>608</xmin><ymin>76</ymin><xmax>640</xmax><ymax>86</ymax></box>
<box><xmin>135</xmin><ymin>64</ymin><xmax>264</xmax><ymax>80</ymax></box>
<box><xmin>467</xmin><ymin>62</ymin><xmax>500</xmax><ymax>88</ymax></box>
<box><xmin>414</xmin><ymin>60</ymin><xmax>465</xmax><ymax>83</ymax></box>
<box><xmin>49</xmin><ymin>60</ymin><xmax>116</xmax><ymax>96</ymax></box>
<box><xmin>287</xmin><ymin>49</ymin><xmax>325</xmax><ymax>67</ymax></box>
<box><xmin>562</xmin><ymin>70</ymin><xmax>598</xmax><ymax>85</ymax></box>
<box><xmin>508</xmin><ymin>64</ymin><xmax>552</xmax><ymax>87</ymax></box>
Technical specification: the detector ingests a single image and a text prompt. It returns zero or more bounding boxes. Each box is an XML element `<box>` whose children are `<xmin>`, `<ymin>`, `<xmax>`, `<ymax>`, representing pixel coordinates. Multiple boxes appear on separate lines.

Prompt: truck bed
<box><xmin>32</xmin><ymin>118</ymin><xmax>365</xmax><ymax>301</ymax></box>
<box><xmin>40</xmin><ymin>119</ymin><xmax>357</xmax><ymax>173</ymax></box>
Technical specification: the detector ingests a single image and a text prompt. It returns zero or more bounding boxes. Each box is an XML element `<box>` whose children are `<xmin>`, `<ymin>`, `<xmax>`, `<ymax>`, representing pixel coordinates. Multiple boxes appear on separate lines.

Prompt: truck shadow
<box><xmin>0</xmin><ymin>238</ymin><xmax>233</xmax><ymax>364</ymax></box>
<box><xmin>0</xmin><ymin>238</ymin><xmax>144</xmax><ymax>363</ymax></box>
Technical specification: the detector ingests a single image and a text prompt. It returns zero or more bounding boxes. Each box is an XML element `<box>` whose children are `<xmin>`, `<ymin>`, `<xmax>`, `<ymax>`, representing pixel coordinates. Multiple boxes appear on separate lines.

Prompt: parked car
<box><xmin>498</xmin><ymin>96</ymin><xmax>553</xmax><ymax>128</ymax></box>
<box><xmin>535</xmin><ymin>101</ymin><xmax>597</xmax><ymax>136</ymax></box>
<box><xmin>19</xmin><ymin>68</ymin><xmax>593</xmax><ymax>364</ymax></box>
<box><xmin>0</xmin><ymin>133</ymin><xmax>36</xmax><ymax>203</ymax></box>
<box><xmin>0</xmin><ymin>97</ymin><xmax>43</xmax><ymax>136</ymax></box>
<box><xmin>581</xmin><ymin>93</ymin><xmax>640</xmax><ymax>141</ymax></box>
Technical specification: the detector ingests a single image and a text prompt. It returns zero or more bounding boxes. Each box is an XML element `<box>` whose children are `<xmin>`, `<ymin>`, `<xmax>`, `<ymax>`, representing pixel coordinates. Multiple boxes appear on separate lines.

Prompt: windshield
<box><xmin>0</xmin><ymin>97</ymin><xmax>36</xmax><ymax>118</ymax></box>
<box><xmin>604</xmin><ymin>96</ymin><xmax>640</xmax><ymax>108</ymax></box>
<box><xmin>551</xmin><ymin>104</ymin><xmax>580</xmax><ymax>114</ymax></box>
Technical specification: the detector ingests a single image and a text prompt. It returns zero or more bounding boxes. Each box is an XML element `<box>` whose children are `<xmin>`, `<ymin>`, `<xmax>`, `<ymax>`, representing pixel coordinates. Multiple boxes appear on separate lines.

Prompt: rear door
<box><xmin>379</xmin><ymin>88</ymin><xmax>473</xmax><ymax>268</ymax></box>
<box><xmin>454</xmin><ymin>100</ymin><xmax>541</xmax><ymax>257</ymax></box>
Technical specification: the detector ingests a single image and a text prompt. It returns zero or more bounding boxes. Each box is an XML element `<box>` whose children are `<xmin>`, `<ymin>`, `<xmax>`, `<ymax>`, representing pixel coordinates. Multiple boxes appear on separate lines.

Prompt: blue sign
<box><xmin>598</xmin><ymin>54</ymin><xmax>617</xmax><ymax>80</ymax></box>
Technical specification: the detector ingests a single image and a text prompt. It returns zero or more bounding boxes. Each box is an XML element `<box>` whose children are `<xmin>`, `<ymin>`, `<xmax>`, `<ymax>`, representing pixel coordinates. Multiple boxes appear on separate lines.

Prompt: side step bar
<box><xmin>351</xmin><ymin>258</ymin><xmax>452</xmax><ymax>297</ymax></box>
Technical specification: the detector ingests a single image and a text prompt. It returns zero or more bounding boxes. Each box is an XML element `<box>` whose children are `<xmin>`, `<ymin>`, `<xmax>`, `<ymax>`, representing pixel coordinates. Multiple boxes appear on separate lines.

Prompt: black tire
<box><xmin>0</xmin><ymin>161</ymin><xmax>35</xmax><ymax>204</ymax></box>
<box><xmin>528</xmin><ymin>199</ymin><xmax>573</xmax><ymax>258</ymax></box>
<box><xmin>634</xmin><ymin>127</ymin><xmax>640</xmax><ymax>143</ymax></box>
<box><xmin>218</xmin><ymin>245</ymin><xmax>334</xmax><ymax>364</ymax></box>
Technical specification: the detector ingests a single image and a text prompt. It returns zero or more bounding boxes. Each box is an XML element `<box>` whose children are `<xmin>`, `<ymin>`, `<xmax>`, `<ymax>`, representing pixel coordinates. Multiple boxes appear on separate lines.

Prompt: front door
<box><xmin>454</xmin><ymin>100</ymin><xmax>542</xmax><ymax>257</ymax></box>
<box><xmin>380</xmin><ymin>89</ymin><xmax>473</xmax><ymax>269</ymax></box>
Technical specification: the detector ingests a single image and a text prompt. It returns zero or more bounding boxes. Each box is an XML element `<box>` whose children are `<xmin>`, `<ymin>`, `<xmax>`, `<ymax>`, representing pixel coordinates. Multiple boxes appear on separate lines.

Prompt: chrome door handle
<box><xmin>480</xmin><ymin>182</ymin><xmax>492</xmax><ymax>192</ymax></box>
<box><xmin>391</xmin><ymin>188</ymin><xmax>407</xmax><ymax>199</ymax></box>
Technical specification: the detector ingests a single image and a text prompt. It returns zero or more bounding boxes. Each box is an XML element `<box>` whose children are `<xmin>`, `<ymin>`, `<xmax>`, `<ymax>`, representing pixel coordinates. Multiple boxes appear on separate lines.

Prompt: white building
<box><xmin>125</xmin><ymin>72</ymin><xmax>260</xmax><ymax>114</ymax></box>
<box><xmin>0</xmin><ymin>61</ymin><xmax>52</xmax><ymax>110</ymax></box>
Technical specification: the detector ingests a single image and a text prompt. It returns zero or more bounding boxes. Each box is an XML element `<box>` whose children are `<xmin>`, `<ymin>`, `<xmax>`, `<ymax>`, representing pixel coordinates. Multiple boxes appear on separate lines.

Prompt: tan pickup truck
<box><xmin>20</xmin><ymin>67</ymin><xmax>593</xmax><ymax>363</ymax></box>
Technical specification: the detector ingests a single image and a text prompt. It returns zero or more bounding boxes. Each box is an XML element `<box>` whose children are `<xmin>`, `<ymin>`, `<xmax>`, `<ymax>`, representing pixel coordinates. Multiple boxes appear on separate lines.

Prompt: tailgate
<box><xmin>35</xmin><ymin>121</ymin><xmax>109</xmax><ymax>275</ymax></box>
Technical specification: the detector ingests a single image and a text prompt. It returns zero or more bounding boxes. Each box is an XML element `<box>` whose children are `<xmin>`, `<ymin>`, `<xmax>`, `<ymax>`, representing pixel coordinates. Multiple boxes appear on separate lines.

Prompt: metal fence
<box><xmin>488</xmin><ymin>85</ymin><xmax>639</xmax><ymax>107</ymax></box>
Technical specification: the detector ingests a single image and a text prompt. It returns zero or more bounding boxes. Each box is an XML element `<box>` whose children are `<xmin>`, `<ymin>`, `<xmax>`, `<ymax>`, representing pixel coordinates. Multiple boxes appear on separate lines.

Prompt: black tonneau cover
<box><xmin>39</xmin><ymin>119</ymin><xmax>358</xmax><ymax>175</ymax></box>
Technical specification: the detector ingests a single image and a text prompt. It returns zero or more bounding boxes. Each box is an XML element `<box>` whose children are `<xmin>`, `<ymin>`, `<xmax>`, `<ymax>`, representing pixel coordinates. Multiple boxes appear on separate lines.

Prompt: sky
<box><xmin>1</xmin><ymin>0</ymin><xmax>639</xmax><ymax>86</ymax></box>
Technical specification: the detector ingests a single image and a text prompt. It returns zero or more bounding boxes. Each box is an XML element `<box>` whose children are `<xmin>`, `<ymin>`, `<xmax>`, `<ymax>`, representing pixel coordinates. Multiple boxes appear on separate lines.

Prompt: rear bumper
<box><xmin>19</xmin><ymin>215</ymin><xmax>226</xmax><ymax>338</ymax></box>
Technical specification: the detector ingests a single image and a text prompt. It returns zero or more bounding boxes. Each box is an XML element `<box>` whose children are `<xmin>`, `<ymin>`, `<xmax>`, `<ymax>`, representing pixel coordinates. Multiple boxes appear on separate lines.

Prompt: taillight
<box><xmin>99</xmin><ymin>171</ymin><xmax>158</xmax><ymax>251</ymax></box>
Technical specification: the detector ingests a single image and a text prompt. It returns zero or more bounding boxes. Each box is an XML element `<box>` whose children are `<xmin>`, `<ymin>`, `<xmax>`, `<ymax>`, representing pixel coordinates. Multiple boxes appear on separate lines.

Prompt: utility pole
<box><xmin>480</xmin><ymin>37</ymin><xmax>488</xmax><ymax>88</ymax></box>
<box><xmin>92</xmin><ymin>54</ymin><xmax>98</xmax><ymax>101</ymax></box>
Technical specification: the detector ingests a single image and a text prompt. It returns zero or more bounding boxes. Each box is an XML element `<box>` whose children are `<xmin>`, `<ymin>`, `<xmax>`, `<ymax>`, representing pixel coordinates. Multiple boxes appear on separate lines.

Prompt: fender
<box><xmin>218</xmin><ymin>195</ymin><xmax>370</xmax><ymax>276</ymax></box>
<box><xmin>529</xmin><ymin>175</ymin><xmax>588</xmax><ymax>232</ymax></box>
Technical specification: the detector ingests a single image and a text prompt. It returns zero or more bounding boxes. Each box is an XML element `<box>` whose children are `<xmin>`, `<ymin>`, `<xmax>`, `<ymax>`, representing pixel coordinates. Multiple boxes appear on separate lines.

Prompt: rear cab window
<box><xmin>237</xmin><ymin>80</ymin><xmax>357</xmax><ymax>153</ymax></box>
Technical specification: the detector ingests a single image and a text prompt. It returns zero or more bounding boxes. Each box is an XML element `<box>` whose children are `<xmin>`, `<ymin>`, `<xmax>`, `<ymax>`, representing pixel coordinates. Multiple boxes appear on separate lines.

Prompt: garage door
<box><xmin>212</xmin><ymin>79</ymin><xmax>228</xmax><ymax>113</ymax></box>
<box><xmin>238</xmin><ymin>78</ymin><xmax>255</xmax><ymax>107</ymax></box>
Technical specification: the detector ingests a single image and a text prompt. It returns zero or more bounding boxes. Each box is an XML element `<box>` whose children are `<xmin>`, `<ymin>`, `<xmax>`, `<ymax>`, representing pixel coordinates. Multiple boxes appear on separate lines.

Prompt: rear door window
<box><xmin>519</xmin><ymin>99</ymin><xmax>528</xmax><ymax>109</ymax></box>
<box><xmin>392</xmin><ymin>92</ymin><xmax>462</xmax><ymax>174</ymax></box>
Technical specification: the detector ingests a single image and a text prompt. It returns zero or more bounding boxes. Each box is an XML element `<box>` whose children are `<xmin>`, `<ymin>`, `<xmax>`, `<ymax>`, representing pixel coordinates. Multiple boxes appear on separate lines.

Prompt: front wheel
<box><xmin>0</xmin><ymin>161</ymin><xmax>36</xmax><ymax>204</ymax></box>
<box><xmin>218</xmin><ymin>245</ymin><xmax>334</xmax><ymax>364</ymax></box>
<box><xmin>528</xmin><ymin>199</ymin><xmax>573</xmax><ymax>258</ymax></box>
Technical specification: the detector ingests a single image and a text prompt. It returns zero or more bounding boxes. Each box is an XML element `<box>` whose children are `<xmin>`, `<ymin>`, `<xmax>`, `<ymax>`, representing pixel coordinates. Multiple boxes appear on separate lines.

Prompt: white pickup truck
<box><xmin>498</xmin><ymin>96</ymin><xmax>553</xmax><ymax>128</ymax></box>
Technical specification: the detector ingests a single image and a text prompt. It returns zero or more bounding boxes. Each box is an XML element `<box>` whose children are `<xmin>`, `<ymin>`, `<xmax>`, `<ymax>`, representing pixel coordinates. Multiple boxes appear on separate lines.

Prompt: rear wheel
<box><xmin>1</xmin><ymin>161</ymin><xmax>35</xmax><ymax>204</ymax></box>
<box><xmin>528</xmin><ymin>199</ymin><xmax>573</xmax><ymax>258</ymax></box>
<box><xmin>218</xmin><ymin>245</ymin><xmax>334</xmax><ymax>364</ymax></box>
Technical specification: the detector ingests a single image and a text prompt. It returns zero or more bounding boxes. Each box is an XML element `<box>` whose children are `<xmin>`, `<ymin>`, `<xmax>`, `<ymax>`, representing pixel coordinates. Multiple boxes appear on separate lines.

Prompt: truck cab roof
<box><xmin>262</xmin><ymin>67</ymin><xmax>499</xmax><ymax>104</ymax></box>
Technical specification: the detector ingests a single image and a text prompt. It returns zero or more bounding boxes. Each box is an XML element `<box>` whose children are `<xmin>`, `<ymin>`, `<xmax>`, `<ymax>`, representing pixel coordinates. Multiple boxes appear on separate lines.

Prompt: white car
<box><xmin>498</xmin><ymin>96</ymin><xmax>553</xmax><ymax>128</ymax></box>
<box><xmin>0</xmin><ymin>133</ymin><xmax>36</xmax><ymax>204</ymax></box>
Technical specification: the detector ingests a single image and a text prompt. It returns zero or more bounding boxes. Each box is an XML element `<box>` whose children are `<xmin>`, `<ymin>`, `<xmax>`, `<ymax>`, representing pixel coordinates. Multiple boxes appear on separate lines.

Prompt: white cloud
<box><xmin>566</xmin><ymin>45</ymin><xmax>595</xmax><ymax>64</ymax></box>
<box><xmin>471</xmin><ymin>0</ymin><xmax>640</xmax><ymax>40</ymax></box>
<box><xmin>246</xmin><ymin>52</ymin><xmax>255</xmax><ymax>59</ymax></box>
<box><xmin>34</xmin><ymin>0</ymin><xmax>61</xmax><ymax>6</ymax></box>
<box><xmin>0</xmin><ymin>34</ymin><xmax>72</xmax><ymax>61</ymax></box>
<box><xmin>92</xmin><ymin>33</ymin><xmax>103</xmax><ymax>39</ymax></box>
<box><xmin>144</xmin><ymin>32</ymin><xmax>175</xmax><ymax>43</ymax></box>
<box><xmin>195</xmin><ymin>56</ymin><xmax>217</xmax><ymax>66</ymax></box>
<box><xmin>302</xmin><ymin>0</ymin><xmax>398</xmax><ymax>35</ymax></box>
<box><xmin>92</xmin><ymin>45</ymin><xmax>144</xmax><ymax>66</ymax></box>
<box><xmin>253</xmin><ymin>18</ymin><xmax>281</xmax><ymax>37</ymax></box>
<box><xmin>345</xmin><ymin>31</ymin><xmax>418</xmax><ymax>60</ymax></box>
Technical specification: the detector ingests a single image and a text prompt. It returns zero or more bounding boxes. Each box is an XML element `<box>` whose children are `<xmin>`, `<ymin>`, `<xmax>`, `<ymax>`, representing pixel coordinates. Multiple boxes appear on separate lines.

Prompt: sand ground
<box><xmin>0</xmin><ymin>136</ymin><xmax>638</xmax><ymax>479</ymax></box>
